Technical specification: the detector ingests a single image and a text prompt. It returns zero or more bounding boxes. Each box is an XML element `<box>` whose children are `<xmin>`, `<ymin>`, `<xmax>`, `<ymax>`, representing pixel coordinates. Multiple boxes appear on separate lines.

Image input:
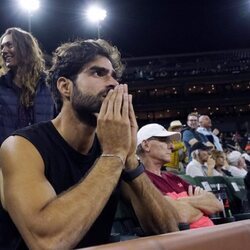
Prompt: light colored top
<box><xmin>227</xmin><ymin>165</ymin><xmax>247</xmax><ymax>177</ymax></box>
<box><xmin>197</xmin><ymin>127</ymin><xmax>223</xmax><ymax>151</ymax></box>
<box><xmin>186</xmin><ymin>159</ymin><xmax>208</xmax><ymax>177</ymax></box>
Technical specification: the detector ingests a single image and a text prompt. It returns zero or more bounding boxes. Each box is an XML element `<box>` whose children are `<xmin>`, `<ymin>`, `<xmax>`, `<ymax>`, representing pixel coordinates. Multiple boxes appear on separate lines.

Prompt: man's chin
<box><xmin>164</xmin><ymin>157</ymin><xmax>171</xmax><ymax>163</ymax></box>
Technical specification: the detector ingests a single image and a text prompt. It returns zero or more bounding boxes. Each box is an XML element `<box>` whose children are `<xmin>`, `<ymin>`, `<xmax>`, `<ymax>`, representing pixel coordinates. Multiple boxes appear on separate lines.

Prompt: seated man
<box><xmin>226</xmin><ymin>151</ymin><xmax>248</xmax><ymax>177</ymax></box>
<box><xmin>186</xmin><ymin>142</ymin><xmax>215</xmax><ymax>177</ymax></box>
<box><xmin>136</xmin><ymin>123</ymin><xmax>223</xmax><ymax>229</ymax></box>
<box><xmin>0</xmin><ymin>39</ymin><xmax>181</xmax><ymax>249</ymax></box>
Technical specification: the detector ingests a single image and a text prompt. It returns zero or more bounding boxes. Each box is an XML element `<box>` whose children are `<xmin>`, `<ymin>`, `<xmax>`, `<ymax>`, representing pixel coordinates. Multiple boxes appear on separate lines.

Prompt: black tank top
<box><xmin>0</xmin><ymin>121</ymin><xmax>120</xmax><ymax>249</ymax></box>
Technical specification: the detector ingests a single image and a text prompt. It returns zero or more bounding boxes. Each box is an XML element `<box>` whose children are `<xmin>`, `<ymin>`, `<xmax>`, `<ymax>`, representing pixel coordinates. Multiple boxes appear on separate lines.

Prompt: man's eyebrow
<box><xmin>87</xmin><ymin>66</ymin><xmax>117</xmax><ymax>77</ymax></box>
<box><xmin>88</xmin><ymin>66</ymin><xmax>109</xmax><ymax>72</ymax></box>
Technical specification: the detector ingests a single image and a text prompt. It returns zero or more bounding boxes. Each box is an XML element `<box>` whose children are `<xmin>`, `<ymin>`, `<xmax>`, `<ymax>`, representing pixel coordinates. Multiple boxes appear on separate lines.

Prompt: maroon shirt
<box><xmin>145</xmin><ymin>169</ymin><xmax>214</xmax><ymax>229</ymax></box>
<box><xmin>145</xmin><ymin>170</ymin><xmax>190</xmax><ymax>195</ymax></box>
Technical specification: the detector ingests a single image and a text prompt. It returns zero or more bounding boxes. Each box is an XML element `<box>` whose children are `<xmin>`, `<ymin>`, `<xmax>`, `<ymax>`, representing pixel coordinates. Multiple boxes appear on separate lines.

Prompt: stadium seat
<box><xmin>223</xmin><ymin>176</ymin><xmax>250</xmax><ymax>220</ymax></box>
<box><xmin>110</xmin><ymin>199</ymin><xmax>144</xmax><ymax>242</ymax></box>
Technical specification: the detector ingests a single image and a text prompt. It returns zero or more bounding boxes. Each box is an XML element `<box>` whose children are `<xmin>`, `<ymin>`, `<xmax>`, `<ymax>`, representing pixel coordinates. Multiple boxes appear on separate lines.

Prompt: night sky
<box><xmin>1</xmin><ymin>0</ymin><xmax>250</xmax><ymax>58</ymax></box>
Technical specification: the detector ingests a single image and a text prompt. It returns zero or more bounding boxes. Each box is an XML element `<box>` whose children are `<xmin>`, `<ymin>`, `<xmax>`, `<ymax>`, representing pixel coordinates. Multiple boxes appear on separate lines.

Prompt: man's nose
<box><xmin>107</xmin><ymin>75</ymin><xmax>119</xmax><ymax>87</ymax></box>
<box><xmin>168</xmin><ymin>142</ymin><xmax>174</xmax><ymax>150</ymax></box>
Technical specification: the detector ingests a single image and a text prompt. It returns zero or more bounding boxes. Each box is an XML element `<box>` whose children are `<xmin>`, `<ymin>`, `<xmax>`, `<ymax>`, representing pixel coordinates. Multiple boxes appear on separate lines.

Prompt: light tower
<box><xmin>19</xmin><ymin>0</ymin><xmax>40</xmax><ymax>32</ymax></box>
<box><xmin>86</xmin><ymin>5</ymin><xmax>107</xmax><ymax>39</ymax></box>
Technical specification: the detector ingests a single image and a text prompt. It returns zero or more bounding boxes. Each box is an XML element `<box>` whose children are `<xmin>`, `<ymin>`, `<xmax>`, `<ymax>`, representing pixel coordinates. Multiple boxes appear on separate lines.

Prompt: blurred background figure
<box><xmin>226</xmin><ymin>151</ymin><xmax>247</xmax><ymax>177</ymax></box>
<box><xmin>242</xmin><ymin>144</ymin><xmax>250</xmax><ymax>170</ymax></box>
<box><xmin>182</xmin><ymin>112</ymin><xmax>209</xmax><ymax>160</ymax></box>
<box><xmin>185</xmin><ymin>142</ymin><xmax>214</xmax><ymax>177</ymax></box>
<box><xmin>163</xmin><ymin>120</ymin><xmax>187</xmax><ymax>173</ymax></box>
<box><xmin>0</xmin><ymin>27</ymin><xmax>55</xmax><ymax>145</ymax></box>
<box><xmin>211</xmin><ymin>150</ymin><xmax>232</xmax><ymax>176</ymax></box>
<box><xmin>197</xmin><ymin>115</ymin><xmax>223</xmax><ymax>151</ymax></box>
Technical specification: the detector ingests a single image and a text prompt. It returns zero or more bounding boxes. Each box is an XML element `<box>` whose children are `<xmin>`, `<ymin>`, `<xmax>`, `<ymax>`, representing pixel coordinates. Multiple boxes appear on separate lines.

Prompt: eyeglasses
<box><xmin>188</xmin><ymin>119</ymin><xmax>198</xmax><ymax>122</ymax></box>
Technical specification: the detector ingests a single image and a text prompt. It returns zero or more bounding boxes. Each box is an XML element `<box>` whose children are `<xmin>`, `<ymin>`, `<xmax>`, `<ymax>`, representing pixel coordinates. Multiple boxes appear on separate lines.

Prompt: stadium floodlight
<box><xmin>19</xmin><ymin>0</ymin><xmax>40</xmax><ymax>12</ymax></box>
<box><xmin>86</xmin><ymin>5</ymin><xmax>107</xmax><ymax>38</ymax></box>
<box><xmin>19</xmin><ymin>0</ymin><xmax>40</xmax><ymax>32</ymax></box>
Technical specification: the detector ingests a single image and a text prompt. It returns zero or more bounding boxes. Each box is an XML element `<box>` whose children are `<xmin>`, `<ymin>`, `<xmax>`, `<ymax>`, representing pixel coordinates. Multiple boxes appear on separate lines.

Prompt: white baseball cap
<box><xmin>227</xmin><ymin>150</ymin><xmax>242</xmax><ymax>165</ymax></box>
<box><xmin>137</xmin><ymin>123</ymin><xmax>181</xmax><ymax>146</ymax></box>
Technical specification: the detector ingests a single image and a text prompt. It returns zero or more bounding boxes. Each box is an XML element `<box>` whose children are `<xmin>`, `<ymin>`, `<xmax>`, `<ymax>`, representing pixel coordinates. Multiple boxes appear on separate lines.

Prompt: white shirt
<box><xmin>197</xmin><ymin>127</ymin><xmax>223</xmax><ymax>151</ymax></box>
<box><xmin>227</xmin><ymin>165</ymin><xmax>247</xmax><ymax>177</ymax></box>
<box><xmin>186</xmin><ymin>159</ymin><xmax>208</xmax><ymax>177</ymax></box>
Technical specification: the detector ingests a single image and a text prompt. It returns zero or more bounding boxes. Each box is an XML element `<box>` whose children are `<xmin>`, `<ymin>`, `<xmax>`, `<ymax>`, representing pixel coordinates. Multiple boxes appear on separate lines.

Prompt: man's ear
<box><xmin>57</xmin><ymin>77</ymin><xmax>72</xmax><ymax>98</ymax></box>
<box><xmin>141</xmin><ymin>140</ymin><xmax>151</xmax><ymax>152</ymax></box>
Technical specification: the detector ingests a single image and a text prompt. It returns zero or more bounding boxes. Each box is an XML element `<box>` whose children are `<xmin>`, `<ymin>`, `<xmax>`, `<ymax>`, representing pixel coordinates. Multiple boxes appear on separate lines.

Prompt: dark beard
<box><xmin>71</xmin><ymin>85</ymin><xmax>111</xmax><ymax>127</ymax></box>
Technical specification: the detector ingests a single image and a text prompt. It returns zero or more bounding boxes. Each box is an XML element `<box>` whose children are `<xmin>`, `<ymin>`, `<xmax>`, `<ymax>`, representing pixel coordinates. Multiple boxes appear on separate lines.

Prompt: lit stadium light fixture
<box><xmin>19</xmin><ymin>0</ymin><xmax>40</xmax><ymax>32</ymax></box>
<box><xmin>86</xmin><ymin>5</ymin><xmax>107</xmax><ymax>38</ymax></box>
<box><xmin>86</xmin><ymin>6</ymin><xmax>106</xmax><ymax>22</ymax></box>
<box><xmin>19</xmin><ymin>0</ymin><xmax>40</xmax><ymax>12</ymax></box>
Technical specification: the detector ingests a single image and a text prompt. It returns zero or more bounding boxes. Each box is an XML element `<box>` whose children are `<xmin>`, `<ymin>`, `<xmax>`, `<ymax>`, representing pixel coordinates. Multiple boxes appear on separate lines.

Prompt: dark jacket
<box><xmin>0</xmin><ymin>71</ymin><xmax>55</xmax><ymax>144</ymax></box>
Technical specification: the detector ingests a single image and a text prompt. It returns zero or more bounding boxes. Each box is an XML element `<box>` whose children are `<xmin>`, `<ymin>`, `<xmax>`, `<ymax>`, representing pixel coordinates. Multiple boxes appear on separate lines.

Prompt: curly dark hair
<box><xmin>0</xmin><ymin>27</ymin><xmax>45</xmax><ymax>107</ymax></box>
<box><xmin>47</xmin><ymin>39</ymin><xmax>125</xmax><ymax>112</ymax></box>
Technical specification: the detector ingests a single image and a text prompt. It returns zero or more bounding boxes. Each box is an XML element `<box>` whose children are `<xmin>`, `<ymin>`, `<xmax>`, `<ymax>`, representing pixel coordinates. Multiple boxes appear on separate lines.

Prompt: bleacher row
<box><xmin>178</xmin><ymin>175</ymin><xmax>250</xmax><ymax>220</ymax></box>
<box><xmin>111</xmin><ymin>175</ymin><xmax>250</xmax><ymax>242</ymax></box>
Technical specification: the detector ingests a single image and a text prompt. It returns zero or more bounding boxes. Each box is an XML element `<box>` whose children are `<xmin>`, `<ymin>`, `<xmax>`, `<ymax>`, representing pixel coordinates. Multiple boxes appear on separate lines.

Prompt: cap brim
<box><xmin>154</xmin><ymin>131</ymin><xmax>181</xmax><ymax>141</ymax></box>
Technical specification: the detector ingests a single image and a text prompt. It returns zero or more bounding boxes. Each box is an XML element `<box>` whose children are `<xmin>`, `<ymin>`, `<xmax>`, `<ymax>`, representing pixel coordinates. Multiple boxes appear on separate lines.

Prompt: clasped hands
<box><xmin>97</xmin><ymin>84</ymin><xmax>138</xmax><ymax>170</ymax></box>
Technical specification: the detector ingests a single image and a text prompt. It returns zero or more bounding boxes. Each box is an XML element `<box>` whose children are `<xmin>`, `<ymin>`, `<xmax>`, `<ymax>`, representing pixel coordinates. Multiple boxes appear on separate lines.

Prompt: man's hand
<box><xmin>207</xmin><ymin>155</ymin><xmax>216</xmax><ymax>176</ymax></box>
<box><xmin>188</xmin><ymin>185</ymin><xmax>206</xmax><ymax>196</ymax></box>
<box><xmin>125</xmin><ymin>86</ymin><xmax>139</xmax><ymax>170</ymax></box>
<box><xmin>97</xmin><ymin>85</ymin><xmax>131</xmax><ymax>164</ymax></box>
<box><xmin>182</xmin><ymin>186</ymin><xmax>223</xmax><ymax>215</ymax></box>
<box><xmin>213</xmin><ymin>128</ymin><xmax>220</xmax><ymax>136</ymax></box>
<box><xmin>164</xmin><ymin>196</ymin><xmax>203</xmax><ymax>224</ymax></box>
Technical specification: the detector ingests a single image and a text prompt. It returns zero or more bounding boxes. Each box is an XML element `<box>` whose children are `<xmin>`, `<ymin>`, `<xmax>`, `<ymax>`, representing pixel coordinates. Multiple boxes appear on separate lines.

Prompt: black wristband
<box><xmin>122</xmin><ymin>163</ymin><xmax>145</xmax><ymax>182</ymax></box>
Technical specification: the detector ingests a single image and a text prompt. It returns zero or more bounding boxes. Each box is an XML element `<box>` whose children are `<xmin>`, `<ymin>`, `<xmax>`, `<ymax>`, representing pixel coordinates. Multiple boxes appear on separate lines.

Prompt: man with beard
<box><xmin>0</xmin><ymin>39</ymin><xmax>181</xmax><ymax>249</ymax></box>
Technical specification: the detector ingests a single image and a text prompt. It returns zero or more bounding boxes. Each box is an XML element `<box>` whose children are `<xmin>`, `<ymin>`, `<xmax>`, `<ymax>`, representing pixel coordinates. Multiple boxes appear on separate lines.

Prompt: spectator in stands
<box><xmin>242</xmin><ymin>144</ymin><xmax>250</xmax><ymax>168</ymax></box>
<box><xmin>0</xmin><ymin>39</ymin><xmax>181</xmax><ymax>249</ymax></box>
<box><xmin>163</xmin><ymin>120</ymin><xmax>187</xmax><ymax>173</ymax></box>
<box><xmin>0</xmin><ymin>27</ymin><xmax>55</xmax><ymax>145</ymax></box>
<box><xmin>211</xmin><ymin>150</ymin><xmax>232</xmax><ymax>176</ymax></box>
<box><xmin>185</xmin><ymin>142</ymin><xmax>215</xmax><ymax>177</ymax></box>
<box><xmin>197</xmin><ymin>115</ymin><xmax>223</xmax><ymax>151</ymax></box>
<box><xmin>136</xmin><ymin>123</ymin><xmax>222</xmax><ymax>229</ymax></box>
<box><xmin>182</xmin><ymin>112</ymin><xmax>209</xmax><ymax>159</ymax></box>
<box><xmin>226</xmin><ymin>151</ymin><xmax>247</xmax><ymax>177</ymax></box>
<box><xmin>244</xmin><ymin>170</ymin><xmax>250</xmax><ymax>207</ymax></box>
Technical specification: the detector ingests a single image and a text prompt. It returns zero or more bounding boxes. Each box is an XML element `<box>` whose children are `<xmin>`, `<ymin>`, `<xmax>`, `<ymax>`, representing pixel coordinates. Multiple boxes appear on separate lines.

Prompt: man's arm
<box><xmin>0</xmin><ymin>85</ymin><xmax>131</xmax><ymax>249</ymax></box>
<box><xmin>0</xmin><ymin>169</ymin><xmax>4</xmax><ymax>208</ymax></box>
<box><xmin>121</xmin><ymin>93</ymin><xmax>179</xmax><ymax>234</ymax></box>
<box><xmin>121</xmin><ymin>171</ymin><xmax>180</xmax><ymax>234</ymax></box>
<box><xmin>206</xmin><ymin>156</ymin><xmax>216</xmax><ymax>176</ymax></box>
<box><xmin>178</xmin><ymin>186</ymin><xmax>223</xmax><ymax>215</ymax></box>
<box><xmin>182</xmin><ymin>130</ymin><xmax>197</xmax><ymax>146</ymax></box>
<box><xmin>1</xmin><ymin>137</ymin><xmax>123</xmax><ymax>249</ymax></box>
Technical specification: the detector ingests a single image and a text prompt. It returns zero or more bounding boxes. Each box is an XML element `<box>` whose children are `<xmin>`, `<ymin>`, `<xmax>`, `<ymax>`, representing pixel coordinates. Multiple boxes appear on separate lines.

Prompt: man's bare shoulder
<box><xmin>0</xmin><ymin>135</ymin><xmax>44</xmax><ymax>174</ymax></box>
